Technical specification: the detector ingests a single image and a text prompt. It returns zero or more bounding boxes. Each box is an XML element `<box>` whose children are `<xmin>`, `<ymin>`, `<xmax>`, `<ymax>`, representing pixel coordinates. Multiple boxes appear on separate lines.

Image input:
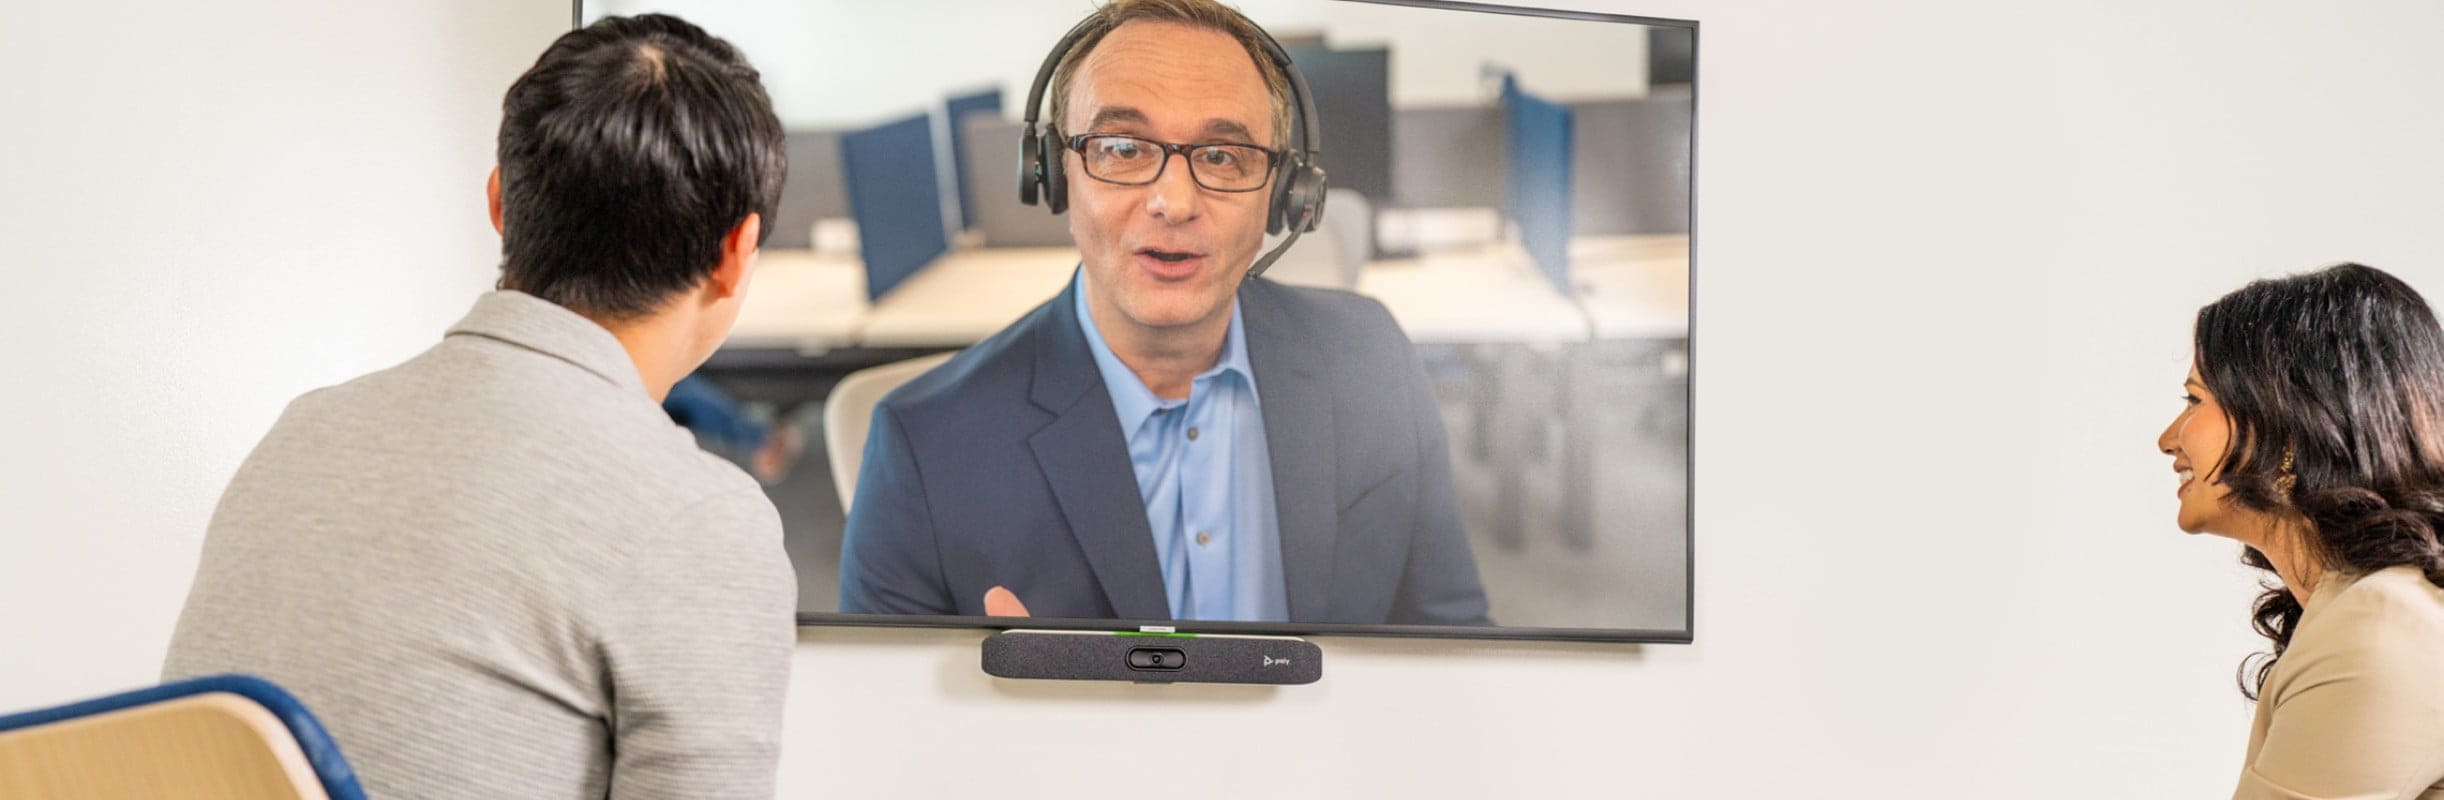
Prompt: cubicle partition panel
<box><xmin>769</xmin><ymin>130</ymin><xmax>849</xmax><ymax>250</ymax></box>
<box><xmin>1572</xmin><ymin>94</ymin><xmax>1693</xmax><ymax>237</ymax></box>
<box><xmin>1648</xmin><ymin>26</ymin><xmax>1696</xmax><ymax>88</ymax></box>
<box><xmin>840</xmin><ymin>114</ymin><xmax>951</xmax><ymax>301</ymax></box>
<box><xmin>1284</xmin><ymin>45</ymin><xmax>1394</xmax><ymax>224</ymax></box>
<box><xmin>1502</xmin><ymin>78</ymin><xmax>1576</xmax><ymax>297</ymax></box>
<box><xmin>1392</xmin><ymin>105</ymin><xmax>1506</xmax><ymax>211</ymax></box>
<box><xmin>942</xmin><ymin>88</ymin><xmax>1003</xmax><ymax>232</ymax></box>
<box><xmin>959</xmin><ymin>115</ymin><xmax>1076</xmax><ymax>248</ymax></box>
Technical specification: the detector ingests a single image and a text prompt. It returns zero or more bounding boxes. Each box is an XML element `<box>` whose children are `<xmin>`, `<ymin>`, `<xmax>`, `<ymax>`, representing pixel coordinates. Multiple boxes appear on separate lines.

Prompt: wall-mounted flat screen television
<box><xmin>580</xmin><ymin>0</ymin><xmax>1696</xmax><ymax>643</ymax></box>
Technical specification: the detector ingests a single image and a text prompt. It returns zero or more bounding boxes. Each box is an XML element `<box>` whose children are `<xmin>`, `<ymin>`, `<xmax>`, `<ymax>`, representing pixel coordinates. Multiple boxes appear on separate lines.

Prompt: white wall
<box><xmin>9</xmin><ymin>1</ymin><xmax>2444</xmax><ymax>799</ymax></box>
<box><xmin>594</xmin><ymin>0</ymin><xmax>1649</xmax><ymax>128</ymax></box>
<box><xmin>775</xmin><ymin>0</ymin><xmax>2444</xmax><ymax>796</ymax></box>
<box><xmin>0</xmin><ymin>1</ymin><xmax>572</xmax><ymax>703</ymax></box>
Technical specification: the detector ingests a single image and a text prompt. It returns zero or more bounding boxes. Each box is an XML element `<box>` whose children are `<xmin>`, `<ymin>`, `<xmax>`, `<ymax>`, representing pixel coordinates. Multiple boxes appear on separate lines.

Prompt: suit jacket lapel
<box><xmin>1241</xmin><ymin>280</ymin><xmax>1338</xmax><ymax>622</ymax></box>
<box><xmin>1026</xmin><ymin>277</ymin><xmax>1173</xmax><ymax>621</ymax></box>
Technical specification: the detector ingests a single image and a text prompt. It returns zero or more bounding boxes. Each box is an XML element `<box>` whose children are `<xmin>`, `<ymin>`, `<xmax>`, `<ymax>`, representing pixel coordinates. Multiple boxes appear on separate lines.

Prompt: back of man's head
<box><xmin>496</xmin><ymin>14</ymin><xmax>784</xmax><ymax>321</ymax></box>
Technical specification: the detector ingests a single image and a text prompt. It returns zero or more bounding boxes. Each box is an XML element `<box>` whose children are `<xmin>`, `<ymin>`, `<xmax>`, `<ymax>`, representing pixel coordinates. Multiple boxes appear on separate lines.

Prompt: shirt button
<box><xmin>1196</xmin><ymin>531</ymin><xmax>1212</xmax><ymax>546</ymax></box>
<box><xmin>1186</xmin><ymin>426</ymin><xmax>1200</xmax><ymax>441</ymax></box>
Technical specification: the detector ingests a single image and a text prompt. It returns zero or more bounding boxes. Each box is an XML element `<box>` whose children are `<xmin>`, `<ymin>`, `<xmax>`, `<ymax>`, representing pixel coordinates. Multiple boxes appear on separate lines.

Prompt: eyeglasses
<box><xmin>1064</xmin><ymin>133</ymin><xmax>1279</xmax><ymax>192</ymax></box>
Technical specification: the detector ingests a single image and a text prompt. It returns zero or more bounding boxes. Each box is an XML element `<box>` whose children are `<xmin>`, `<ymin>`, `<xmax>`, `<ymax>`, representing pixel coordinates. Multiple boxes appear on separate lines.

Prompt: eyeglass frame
<box><xmin>1061</xmin><ymin>132</ymin><xmax>1282</xmax><ymax>193</ymax></box>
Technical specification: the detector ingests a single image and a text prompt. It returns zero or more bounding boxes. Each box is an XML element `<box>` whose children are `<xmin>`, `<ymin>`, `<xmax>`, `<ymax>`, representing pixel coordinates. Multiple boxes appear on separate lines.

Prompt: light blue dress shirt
<box><xmin>1074</xmin><ymin>272</ymin><xmax>1288</xmax><ymax>622</ymax></box>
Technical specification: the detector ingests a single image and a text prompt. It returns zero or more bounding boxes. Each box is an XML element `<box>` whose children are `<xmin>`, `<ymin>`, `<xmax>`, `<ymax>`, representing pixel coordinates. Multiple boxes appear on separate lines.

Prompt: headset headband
<box><xmin>1022</xmin><ymin>11</ymin><xmax>1321</xmax><ymax>163</ymax></box>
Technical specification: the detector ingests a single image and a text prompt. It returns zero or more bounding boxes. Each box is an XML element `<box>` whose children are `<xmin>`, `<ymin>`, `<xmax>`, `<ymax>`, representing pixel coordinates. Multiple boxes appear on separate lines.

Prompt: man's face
<box><xmin>1062</xmin><ymin>21</ymin><xmax>1276</xmax><ymax>335</ymax></box>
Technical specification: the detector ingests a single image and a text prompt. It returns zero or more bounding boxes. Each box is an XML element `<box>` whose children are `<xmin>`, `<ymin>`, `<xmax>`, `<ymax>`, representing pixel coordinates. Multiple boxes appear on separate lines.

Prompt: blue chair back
<box><xmin>0</xmin><ymin>674</ymin><xmax>366</xmax><ymax>800</ymax></box>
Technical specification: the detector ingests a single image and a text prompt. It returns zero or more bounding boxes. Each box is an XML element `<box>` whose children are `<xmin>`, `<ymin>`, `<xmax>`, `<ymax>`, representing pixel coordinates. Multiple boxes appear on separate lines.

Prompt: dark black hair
<box><xmin>2192</xmin><ymin>263</ymin><xmax>2444</xmax><ymax>699</ymax></box>
<box><xmin>495</xmin><ymin>13</ymin><xmax>784</xmax><ymax>320</ymax></box>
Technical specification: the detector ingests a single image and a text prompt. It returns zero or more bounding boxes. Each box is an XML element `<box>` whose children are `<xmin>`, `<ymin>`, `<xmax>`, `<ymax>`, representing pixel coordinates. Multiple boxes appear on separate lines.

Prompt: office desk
<box><xmin>723</xmin><ymin>249</ymin><xmax>867</xmax><ymax>354</ymax></box>
<box><xmin>725</xmin><ymin>237</ymin><xmax>1614</xmax><ymax>354</ymax></box>
<box><xmin>856</xmin><ymin>247</ymin><xmax>1079</xmax><ymax>348</ymax></box>
<box><xmin>1356</xmin><ymin>239</ymin><xmax>1592</xmax><ymax>345</ymax></box>
<box><xmin>1375</xmin><ymin>206</ymin><xmax>1504</xmax><ymax>254</ymax></box>
<box><xmin>1355</xmin><ymin>234</ymin><xmax>1687</xmax><ymax>555</ymax></box>
<box><xmin>1540</xmin><ymin>233</ymin><xmax>1688</xmax><ymax>552</ymax></box>
<box><xmin>1570</xmin><ymin>234</ymin><xmax>1690</xmax><ymax>341</ymax></box>
<box><xmin>1351</xmin><ymin>240</ymin><xmax>1590</xmax><ymax>552</ymax></box>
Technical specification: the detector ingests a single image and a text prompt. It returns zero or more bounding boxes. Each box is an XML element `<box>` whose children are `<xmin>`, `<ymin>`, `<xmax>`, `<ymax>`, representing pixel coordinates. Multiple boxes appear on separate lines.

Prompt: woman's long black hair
<box><xmin>2193</xmin><ymin>263</ymin><xmax>2444</xmax><ymax>699</ymax></box>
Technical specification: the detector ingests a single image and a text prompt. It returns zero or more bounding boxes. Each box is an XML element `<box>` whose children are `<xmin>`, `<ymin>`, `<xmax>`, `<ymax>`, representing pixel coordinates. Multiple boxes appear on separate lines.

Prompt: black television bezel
<box><xmin>569</xmin><ymin>0</ymin><xmax>1698</xmax><ymax>646</ymax></box>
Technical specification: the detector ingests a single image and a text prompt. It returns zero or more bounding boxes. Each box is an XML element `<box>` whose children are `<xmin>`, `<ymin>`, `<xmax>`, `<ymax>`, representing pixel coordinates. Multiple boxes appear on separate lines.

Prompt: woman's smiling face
<box><xmin>2160</xmin><ymin>364</ymin><xmax>2240</xmax><ymax>536</ymax></box>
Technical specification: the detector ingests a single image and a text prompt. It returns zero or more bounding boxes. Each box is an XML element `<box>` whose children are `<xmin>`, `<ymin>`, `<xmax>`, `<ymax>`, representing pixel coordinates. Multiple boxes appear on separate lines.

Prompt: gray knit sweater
<box><xmin>164</xmin><ymin>291</ymin><xmax>796</xmax><ymax>799</ymax></box>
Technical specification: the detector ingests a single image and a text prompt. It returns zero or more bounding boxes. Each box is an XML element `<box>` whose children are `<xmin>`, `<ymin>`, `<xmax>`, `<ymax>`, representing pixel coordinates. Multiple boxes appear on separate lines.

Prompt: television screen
<box><xmin>583</xmin><ymin>0</ymin><xmax>1695</xmax><ymax>642</ymax></box>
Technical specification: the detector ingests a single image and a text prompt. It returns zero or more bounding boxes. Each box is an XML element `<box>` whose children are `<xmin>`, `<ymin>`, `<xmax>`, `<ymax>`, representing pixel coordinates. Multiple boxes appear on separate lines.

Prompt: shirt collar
<box><xmin>444</xmin><ymin>290</ymin><xmax>645</xmax><ymax>393</ymax></box>
<box><xmin>1072</xmin><ymin>270</ymin><xmax>1260</xmax><ymax>432</ymax></box>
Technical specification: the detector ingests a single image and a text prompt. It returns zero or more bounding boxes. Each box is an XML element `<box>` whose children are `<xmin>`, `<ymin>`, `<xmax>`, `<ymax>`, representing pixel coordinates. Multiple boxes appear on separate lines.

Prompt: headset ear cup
<box><xmin>1279</xmin><ymin>163</ymin><xmax>1326</xmax><ymax>234</ymax></box>
<box><xmin>1042</xmin><ymin>135</ymin><xmax>1069</xmax><ymax>215</ymax></box>
<box><xmin>1296</xmin><ymin>165</ymin><xmax>1329</xmax><ymax>233</ymax></box>
<box><xmin>1019</xmin><ymin>133</ymin><xmax>1042</xmax><ymax>207</ymax></box>
<box><xmin>1265</xmin><ymin>157</ymin><xmax>1298</xmax><ymax>235</ymax></box>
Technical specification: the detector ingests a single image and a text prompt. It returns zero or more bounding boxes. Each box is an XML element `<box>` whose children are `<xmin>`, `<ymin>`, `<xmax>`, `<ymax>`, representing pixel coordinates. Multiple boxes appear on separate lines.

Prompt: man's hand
<box><xmin>984</xmin><ymin>586</ymin><xmax>1031</xmax><ymax>617</ymax></box>
<box><xmin>749</xmin><ymin>422</ymin><xmax>802</xmax><ymax>486</ymax></box>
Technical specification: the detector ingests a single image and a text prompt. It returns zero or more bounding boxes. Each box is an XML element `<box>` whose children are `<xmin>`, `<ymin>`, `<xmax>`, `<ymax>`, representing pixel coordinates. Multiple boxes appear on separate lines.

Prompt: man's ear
<box><xmin>706</xmin><ymin>212</ymin><xmax>761</xmax><ymax>301</ymax></box>
<box><xmin>486</xmin><ymin>167</ymin><xmax>505</xmax><ymax>235</ymax></box>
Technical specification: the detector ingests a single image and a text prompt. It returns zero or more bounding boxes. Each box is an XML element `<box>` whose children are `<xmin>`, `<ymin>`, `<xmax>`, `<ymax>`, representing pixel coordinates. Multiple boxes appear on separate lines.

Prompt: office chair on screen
<box><xmin>1256</xmin><ymin>188</ymin><xmax>1373</xmax><ymax>290</ymax></box>
<box><xmin>825</xmin><ymin>351</ymin><xmax>959</xmax><ymax>510</ymax></box>
<box><xmin>0</xmin><ymin>673</ymin><xmax>366</xmax><ymax>800</ymax></box>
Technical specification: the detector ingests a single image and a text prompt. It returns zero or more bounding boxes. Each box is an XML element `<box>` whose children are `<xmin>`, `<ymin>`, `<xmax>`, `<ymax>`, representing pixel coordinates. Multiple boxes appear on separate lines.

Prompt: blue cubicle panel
<box><xmin>943</xmin><ymin>87</ymin><xmax>1002</xmax><ymax>231</ymax></box>
<box><xmin>840</xmin><ymin>113</ymin><xmax>950</xmax><ymax>301</ymax></box>
<box><xmin>1502</xmin><ymin>77</ymin><xmax>1575</xmax><ymax>297</ymax></box>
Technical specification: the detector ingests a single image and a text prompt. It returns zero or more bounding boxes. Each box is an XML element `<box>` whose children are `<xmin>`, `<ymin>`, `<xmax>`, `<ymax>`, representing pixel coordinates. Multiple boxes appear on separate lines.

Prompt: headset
<box><xmin>1017</xmin><ymin>10</ymin><xmax>1327</xmax><ymax>281</ymax></box>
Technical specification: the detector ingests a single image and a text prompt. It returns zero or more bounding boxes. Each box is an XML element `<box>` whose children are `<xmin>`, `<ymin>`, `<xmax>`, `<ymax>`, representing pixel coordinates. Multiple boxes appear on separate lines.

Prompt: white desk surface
<box><xmin>1376</xmin><ymin>206</ymin><xmax>1504</xmax><ymax>254</ymax></box>
<box><xmin>720</xmin><ymin>236</ymin><xmax>1665</xmax><ymax>355</ymax></box>
<box><xmin>1569</xmin><ymin>234</ymin><xmax>1690</xmax><ymax>341</ymax></box>
<box><xmin>855</xmin><ymin>246</ymin><xmax>1080</xmax><ymax>348</ymax></box>
<box><xmin>723</xmin><ymin>248</ymin><xmax>867</xmax><ymax>354</ymax></box>
<box><xmin>1356</xmin><ymin>239</ymin><xmax>1592</xmax><ymax>345</ymax></box>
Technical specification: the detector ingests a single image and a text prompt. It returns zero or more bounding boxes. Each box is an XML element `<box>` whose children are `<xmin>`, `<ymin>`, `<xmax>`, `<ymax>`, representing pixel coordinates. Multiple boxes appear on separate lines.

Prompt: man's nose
<box><xmin>1144</xmin><ymin>151</ymin><xmax>1202</xmax><ymax>222</ymax></box>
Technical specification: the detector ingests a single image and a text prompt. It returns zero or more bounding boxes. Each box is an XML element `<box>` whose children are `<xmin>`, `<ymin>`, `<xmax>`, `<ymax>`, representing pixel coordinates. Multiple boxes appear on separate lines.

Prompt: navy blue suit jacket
<box><xmin>838</xmin><ymin>275</ymin><xmax>1491</xmax><ymax>626</ymax></box>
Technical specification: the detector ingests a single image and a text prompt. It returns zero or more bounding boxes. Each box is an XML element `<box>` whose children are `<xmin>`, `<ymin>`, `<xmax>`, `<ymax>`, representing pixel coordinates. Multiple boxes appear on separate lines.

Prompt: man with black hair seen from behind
<box><xmin>165</xmin><ymin>14</ymin><xmax>798</xmax><ymax>799</ymax></box>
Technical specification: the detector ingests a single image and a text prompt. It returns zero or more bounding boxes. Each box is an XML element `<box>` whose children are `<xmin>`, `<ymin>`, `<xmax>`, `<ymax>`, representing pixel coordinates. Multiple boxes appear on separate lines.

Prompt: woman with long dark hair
<box><xmin>2159</xmin><ymin>263</ymin><xmax>2444</xmax><ymax>798</ymax></box>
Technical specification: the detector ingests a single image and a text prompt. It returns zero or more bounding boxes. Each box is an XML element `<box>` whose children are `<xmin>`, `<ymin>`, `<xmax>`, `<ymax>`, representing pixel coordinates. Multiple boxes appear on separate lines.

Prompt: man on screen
<box><xmin>839</xmin><ymin>0</ymin><xmax>1489</xmax><ymax>626</ymax></box>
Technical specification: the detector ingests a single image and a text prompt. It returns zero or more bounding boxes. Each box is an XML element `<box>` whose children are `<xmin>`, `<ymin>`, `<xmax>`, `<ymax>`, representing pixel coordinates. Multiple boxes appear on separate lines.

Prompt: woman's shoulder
<box><xmin>2318</xmin><ymin>566</ymin><xmax>2444</xmax><ymax>631</ymax></box>
<box><xmin>2282</xmin><ymin>566</ymin><xmax>2444</xmax><ymax>692</ymax></box>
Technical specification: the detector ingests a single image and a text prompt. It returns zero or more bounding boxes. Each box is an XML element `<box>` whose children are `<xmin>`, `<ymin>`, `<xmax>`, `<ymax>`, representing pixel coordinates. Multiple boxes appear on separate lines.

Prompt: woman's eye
<box><xmin>2183</xmin><ymin>394</ymin><xmax>2201</xmax><ymax>406</ymax></box>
